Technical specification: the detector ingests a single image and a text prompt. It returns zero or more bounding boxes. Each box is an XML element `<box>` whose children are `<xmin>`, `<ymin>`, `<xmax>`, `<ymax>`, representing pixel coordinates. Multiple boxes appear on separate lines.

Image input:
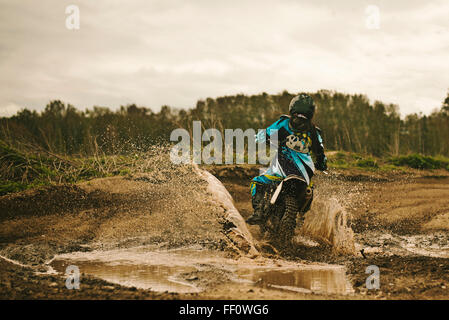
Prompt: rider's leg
<box><xmin>246</xmin><ymin>174</ymin><xmax>283</xmax><ymax>225</ymax></box>
<box><xmin>246</xmin><ymin>181</ymin><xmax>268</xmax><ymax>225</ymax></box>
<box><xmin>246</xmin><ymin>173</ymin><xmax>284</xmax><ymax>225</ymax></box>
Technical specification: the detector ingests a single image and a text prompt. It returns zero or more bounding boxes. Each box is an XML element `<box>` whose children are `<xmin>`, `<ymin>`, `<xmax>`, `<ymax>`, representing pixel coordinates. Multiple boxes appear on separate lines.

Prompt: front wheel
<box><xmin>278</xmin><ymin>195</ymin><xmax>298</xmax><ymax>245</ymax></box>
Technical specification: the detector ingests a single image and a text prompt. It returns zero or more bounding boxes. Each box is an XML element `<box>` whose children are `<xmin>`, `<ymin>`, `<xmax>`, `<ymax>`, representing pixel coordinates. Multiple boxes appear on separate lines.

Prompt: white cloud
<box><xmin>0</xmin><ymin>103</ymin><xmax>25</xmax><ymax>117</ymax></box>
<box><xmin>0</xmin><ymin>0</ymin><xmax>448</xmax><ymax>117</ymax></box>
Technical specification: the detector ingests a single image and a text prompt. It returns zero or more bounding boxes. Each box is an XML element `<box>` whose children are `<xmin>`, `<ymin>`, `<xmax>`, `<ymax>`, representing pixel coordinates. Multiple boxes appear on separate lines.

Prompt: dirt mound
<box><xmin>202</xmin><ymin>164</ymin><xmax>261</xmax><ymax>182</ymax></box>
<box><xmin>0</xmin><ymin>185</ymin><xmax>114</xmax><ymax>220</ymax></box>
<box><xmin>0</xmin><ymin>153</ymin><xmax>258</xmax><ymax>267</ymax></box>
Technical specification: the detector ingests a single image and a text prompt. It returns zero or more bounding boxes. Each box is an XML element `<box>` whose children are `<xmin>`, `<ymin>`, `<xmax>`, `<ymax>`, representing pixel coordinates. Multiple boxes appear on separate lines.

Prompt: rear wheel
<box><xmin>278</xmin><ymin>195</ymin><xmax>298</xmax><ymax>244</ymax></box>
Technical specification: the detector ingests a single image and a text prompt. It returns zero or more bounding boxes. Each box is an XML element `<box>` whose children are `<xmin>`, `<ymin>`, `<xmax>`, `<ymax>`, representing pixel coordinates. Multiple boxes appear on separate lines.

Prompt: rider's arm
<box><xmin>255</xmin><ymin>116</ymin><xmax>289</xmax><ymax>145</ymax></box>
<box><xmin>314</xmin><ymin>127</ymin><xmax>328</xmax><ymax>171</ymax></box>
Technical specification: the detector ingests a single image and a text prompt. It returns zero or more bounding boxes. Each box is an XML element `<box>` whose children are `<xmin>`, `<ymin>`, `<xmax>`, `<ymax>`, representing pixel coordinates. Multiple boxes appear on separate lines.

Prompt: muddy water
<box><xmin>237</xmin><ymin>267</ymin><xmax>353</xmax><ymax>295</ymax></box>
<box><xmin>49</xmin><ymin>246</ymin><xmax>353</xmax><ymax>295</ymax></box>
<box><xmin>51</xmin><ymin>259</ymin><xmax>200</xmax><ymax>293</ymax></box>
<box><xmin>356</xmin><ymin>231</ymin><xmax>449</xmax><ymax>258</ymax></box>
<box><xmin>50</xmin><ymin>246</ymin><xmax>221</xmax><ymax>293</ymax></box>
<box><xmin>400</xmin><ymin>234</ymin><xmax>449</xmax><ymax>258</ymax></box>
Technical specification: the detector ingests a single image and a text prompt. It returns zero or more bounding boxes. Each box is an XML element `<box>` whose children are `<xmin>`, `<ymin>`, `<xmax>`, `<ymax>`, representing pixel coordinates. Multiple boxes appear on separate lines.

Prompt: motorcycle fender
<box><xmin>270</xmin><ymin>175</ymin><xmax>307</xmax><ymax>205</ymax></box>
<box><xmin>270</xmin><ymin>181</ymin><xmax>284</xmax><ymax>205</ymax></box>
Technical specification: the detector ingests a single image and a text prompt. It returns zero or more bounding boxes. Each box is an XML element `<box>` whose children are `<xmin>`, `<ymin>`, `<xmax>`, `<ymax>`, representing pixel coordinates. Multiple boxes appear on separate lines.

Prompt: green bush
<box><xmin>0</xmin><ymin>181</ymin><xmax>29</xmax><ymax>196</ymax></box>
<box><xmin>334</xmin><ymin>152</ymin><xmax>347</xmax><ymax>160</ymax></box>
<box><xmin>328</xmin><ymin>153</ymin><xmax>348</xmax><ymax>168</ymax></box>
<box><xmin>356</xmin><ymin>158</ymin><xmax>379</xmax><ymax>168</ymax></box>
<box><xmin>388</xmin><ymin>154</ymin><xmax>449</xmax><ymax>170</ymax></box>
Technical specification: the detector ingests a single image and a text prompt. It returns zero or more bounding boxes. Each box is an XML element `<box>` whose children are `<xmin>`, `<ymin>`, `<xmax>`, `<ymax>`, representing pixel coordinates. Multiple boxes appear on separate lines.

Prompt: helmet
<box><xmin>288</xmin><ymin>93</ymin><xmax>315</xmax><ymax>119</ymax></box>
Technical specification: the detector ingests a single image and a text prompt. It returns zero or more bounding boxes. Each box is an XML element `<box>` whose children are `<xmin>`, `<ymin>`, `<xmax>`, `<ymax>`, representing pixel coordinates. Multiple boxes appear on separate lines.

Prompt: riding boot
<box><xmin>246</xmin><ymin>184</ymin><xmax>268</xmax><ymax>225</ymax></box>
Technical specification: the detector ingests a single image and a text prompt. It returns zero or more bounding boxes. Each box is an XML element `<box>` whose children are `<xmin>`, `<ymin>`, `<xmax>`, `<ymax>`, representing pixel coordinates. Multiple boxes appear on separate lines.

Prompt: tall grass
<box><xmin>0</xmin><ymin>139</ymin><xmax>146</xmax><ymax>195</ymax></box>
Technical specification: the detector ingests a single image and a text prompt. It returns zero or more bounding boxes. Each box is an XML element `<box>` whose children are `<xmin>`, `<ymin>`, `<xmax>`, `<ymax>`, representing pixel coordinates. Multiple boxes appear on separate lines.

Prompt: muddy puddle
<box><xmin>357</xmin><ymin>232</ymin><xmax>449</xmax><ymax>258</ymax></box>
<box><xmin>49</xmin><ymin>246</ymin><xmax>353</xmax><ymax>295</ymax></box>
<box><xmin>51</xmin><ymin>259</ymin><xmax>200</xmax><ymax>293</ymax></box>
<box><xmin>400</xmin><ymin>234</ymin><xmax>449</xmax><ymax>258</ymax></box>
<box><xmin>236</xmin><ymin>267</ymin><xmax>353</xmax><ymax>295</ymax></box>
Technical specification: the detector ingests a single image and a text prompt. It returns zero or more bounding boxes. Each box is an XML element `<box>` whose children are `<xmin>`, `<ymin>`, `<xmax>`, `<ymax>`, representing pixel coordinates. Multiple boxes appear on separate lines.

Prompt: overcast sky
<box><xmin>0</xmin><ymin>0</ymin><xmax>448</xmax><ymax>117</ymax></box>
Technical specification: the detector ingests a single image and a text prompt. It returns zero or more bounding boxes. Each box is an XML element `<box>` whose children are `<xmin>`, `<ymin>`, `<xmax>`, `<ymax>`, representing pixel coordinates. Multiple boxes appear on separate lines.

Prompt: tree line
<box><xmin>1</xmin><ymin>90</ymin><xmax>448</xmax><ymax>157</ymax></box>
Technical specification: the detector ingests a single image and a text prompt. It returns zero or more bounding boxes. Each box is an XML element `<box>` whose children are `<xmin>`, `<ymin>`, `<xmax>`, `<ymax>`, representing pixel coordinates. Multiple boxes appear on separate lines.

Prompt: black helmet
<box><xmin>289</xmin><ymin>93</ymin><xmax>315</xmax><ymax>119</ymax></box>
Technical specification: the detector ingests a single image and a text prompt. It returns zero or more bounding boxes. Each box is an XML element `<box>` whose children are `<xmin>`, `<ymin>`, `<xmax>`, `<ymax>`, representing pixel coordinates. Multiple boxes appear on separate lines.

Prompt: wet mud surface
<box><xmin>1</xmin><ymin>163</ymin><xmax>449</xmax><ymax>299</ymax></box>
<box><xmin>218</xmin><ymin>165</ymin><xmax>449</xmax><ymax>300</ymax></box>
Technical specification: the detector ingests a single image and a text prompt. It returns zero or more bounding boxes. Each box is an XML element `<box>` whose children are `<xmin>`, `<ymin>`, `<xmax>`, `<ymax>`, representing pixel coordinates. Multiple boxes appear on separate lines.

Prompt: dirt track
<box><xmin>213</xmin><ymin>166</ymin><xmax>449</xmax><ymax>299</ymax></box>
<box><xmin>1</xmin><ymin>164</ymin><xmax>449</xmax><ymax>300</ymax></box>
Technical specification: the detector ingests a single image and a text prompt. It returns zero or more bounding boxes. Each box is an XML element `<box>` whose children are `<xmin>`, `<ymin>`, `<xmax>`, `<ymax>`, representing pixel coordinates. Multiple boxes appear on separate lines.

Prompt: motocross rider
<box><xmin>246</xmin><ymin>93</ymin><xmax>328</xmax><ymax>225</ymax></box>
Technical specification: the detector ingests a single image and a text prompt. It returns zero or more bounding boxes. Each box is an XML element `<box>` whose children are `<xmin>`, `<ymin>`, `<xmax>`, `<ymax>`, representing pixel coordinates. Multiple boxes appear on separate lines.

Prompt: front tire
<box><xmin>278</xmin><ymin>195</ymin><xmax>298</xmax><ymax>245</ymax></box>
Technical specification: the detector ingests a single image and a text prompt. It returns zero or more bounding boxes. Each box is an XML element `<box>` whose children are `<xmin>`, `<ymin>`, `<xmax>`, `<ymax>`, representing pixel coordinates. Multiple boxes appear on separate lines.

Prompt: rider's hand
<box><xmin>315</xmin><ymin>154</ymin><xmax>328</xmax><ymax>171</ymax></box>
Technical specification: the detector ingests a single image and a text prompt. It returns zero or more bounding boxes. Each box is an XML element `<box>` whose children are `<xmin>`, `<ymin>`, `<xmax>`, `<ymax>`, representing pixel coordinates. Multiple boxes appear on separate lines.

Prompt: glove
<box><xmin>315</xmin><ymin>154</ymin><xmax>328</xmax><ymax>171</ymax></box>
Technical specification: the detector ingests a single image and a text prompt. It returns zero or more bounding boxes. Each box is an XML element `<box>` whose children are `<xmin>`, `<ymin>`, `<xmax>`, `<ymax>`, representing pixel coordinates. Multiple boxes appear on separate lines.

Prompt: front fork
<box><xmin>300</xmin><ymin>184</ymin><xmax>314</xmax><ymax>213</ymax></box>
<box><xmin>253</xmin><ymin>180</ymin><xmax>314</xmax><ymax>227</ymax></box>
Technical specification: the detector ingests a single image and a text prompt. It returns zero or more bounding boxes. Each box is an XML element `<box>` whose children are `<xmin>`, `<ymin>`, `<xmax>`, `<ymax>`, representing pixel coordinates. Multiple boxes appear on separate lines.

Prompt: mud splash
<box><xmin>195</xmin><ymin>167</ymin><xmax>258</xmax><ymax>257</ymax></box>
<box><xmin>301</xmin><ymin>196</ymin><xmax>355</xmax><ymax>254</ymax></box>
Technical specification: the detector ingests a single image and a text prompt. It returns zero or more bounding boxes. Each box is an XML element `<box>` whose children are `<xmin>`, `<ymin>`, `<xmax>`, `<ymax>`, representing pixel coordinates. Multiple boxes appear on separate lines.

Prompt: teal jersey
<box><xmin>255</xmin><ymin>115</ymin><xmax>324</xmax><ymax>186</ymax></box>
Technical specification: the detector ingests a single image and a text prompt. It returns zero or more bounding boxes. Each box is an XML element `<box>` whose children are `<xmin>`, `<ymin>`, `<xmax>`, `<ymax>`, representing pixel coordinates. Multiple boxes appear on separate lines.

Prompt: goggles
<box><xmin>291</xmin><ymin>113</ymin><xmax>308</xmax><ymax>120</ymax></box>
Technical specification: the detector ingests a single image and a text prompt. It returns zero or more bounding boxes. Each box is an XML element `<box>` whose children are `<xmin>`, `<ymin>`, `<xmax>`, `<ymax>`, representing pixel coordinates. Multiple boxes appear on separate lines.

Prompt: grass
<box><xmin>327</xmin><ymin>151</ymin><xmax>449</xmax><ymax>172</ymax></box>
<box><xmin>2</xmin><ymin>138</ymin><xmax>448</xmax><ymax>196</ymax></box>
<box><xmin>0</xmin><ymin>140</ymin><xmax>141</xmax><ymax>196</ymax></box>
<box><xmin>388</xmin><ymin>154</ymin><xmax>449</xmax><ymax>170</ymax></box>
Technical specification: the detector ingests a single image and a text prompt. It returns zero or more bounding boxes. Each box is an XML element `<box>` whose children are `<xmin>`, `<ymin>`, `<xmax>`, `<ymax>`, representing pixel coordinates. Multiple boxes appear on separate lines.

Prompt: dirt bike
<box><xmin>257</xmin><ymin>174</ymin><xmax>314</xmax><ymax>246</ymax></box>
